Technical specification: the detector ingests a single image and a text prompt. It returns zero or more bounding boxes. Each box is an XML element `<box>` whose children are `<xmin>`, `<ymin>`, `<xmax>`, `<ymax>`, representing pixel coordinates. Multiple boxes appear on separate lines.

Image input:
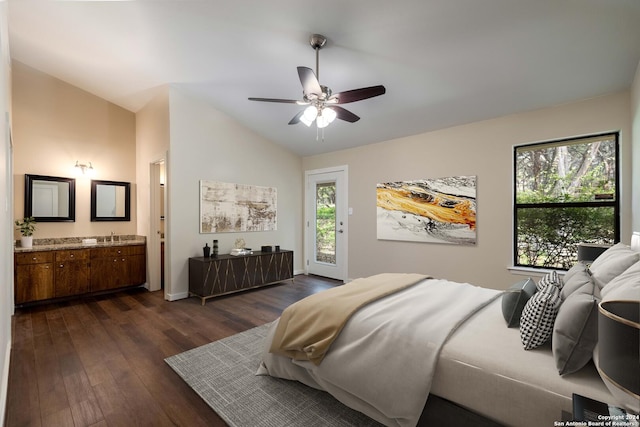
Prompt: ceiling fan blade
<box><xmin>332</xmin><ymin>85</ymin><xmax>386</xmax><ymax>104</ymax></box>
<box><xmin>248</xmin><ymin>97</ymin><xmax>299</xmax><ymax>104</ymax></box>
<box><xmin>288</xmin><ymin>110</ymin><xmax>304</xmax><ymax>125</ymax></box>
<box><xmin>297</xmin><ymin>66</ymin><xmax>322</xmax><ymax>97</ymax></box>
<box><xmin>332</xmin><ymin>106</ymin><xmax>360</xmax><ymax>123</ymax></box>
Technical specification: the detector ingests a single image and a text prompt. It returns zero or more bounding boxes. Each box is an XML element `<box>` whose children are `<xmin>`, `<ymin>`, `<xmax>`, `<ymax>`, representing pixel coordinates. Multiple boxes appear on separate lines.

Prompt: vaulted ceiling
<box><xmin>7</xmin><ymin>0</ymin><xmax>640</xmax><ymax>156</ymax></box>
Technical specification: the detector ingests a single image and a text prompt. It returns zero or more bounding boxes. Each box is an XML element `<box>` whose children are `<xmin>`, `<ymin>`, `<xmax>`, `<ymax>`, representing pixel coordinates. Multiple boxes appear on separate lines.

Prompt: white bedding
<box><xmin>257</xmin><ymin>278</ymin><xmax>501</xmax><ymax>427</ymax></box>
<box><xmin>432</xmin><ymin>297</ymin><xmax>613</xmax><ymax>427</ymax></box>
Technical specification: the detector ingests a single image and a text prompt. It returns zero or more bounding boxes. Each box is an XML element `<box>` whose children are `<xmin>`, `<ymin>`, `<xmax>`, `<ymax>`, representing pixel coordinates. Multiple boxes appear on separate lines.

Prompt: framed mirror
<box><xmin>25</xmin><ymin>174</ymin><xmax>76</xmax><ymax>222</ymax></box>
<box><xmin>91</xmin><ymin>180</ymin><xmax>131</xmax><ymax>221</ymax></box>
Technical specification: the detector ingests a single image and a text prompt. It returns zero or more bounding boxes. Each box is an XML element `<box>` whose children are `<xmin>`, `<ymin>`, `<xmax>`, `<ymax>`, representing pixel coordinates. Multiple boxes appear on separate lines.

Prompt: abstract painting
<box><xmin>200</xmin><ymin>181</ymin><xmax>277</xmax><ymax>233</ymax></box>
<box><xmin>377</xmin><ymin>176</ymin><xmax>476</xmax><ymax>245</ymax></box>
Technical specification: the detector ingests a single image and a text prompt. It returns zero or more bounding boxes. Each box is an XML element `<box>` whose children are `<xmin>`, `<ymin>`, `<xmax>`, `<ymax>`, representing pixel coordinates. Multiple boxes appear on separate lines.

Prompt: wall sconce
<box><xmin>75</xmin><ymin>161</ymin><xmax>95</xmax><ymax>176</ymax></box>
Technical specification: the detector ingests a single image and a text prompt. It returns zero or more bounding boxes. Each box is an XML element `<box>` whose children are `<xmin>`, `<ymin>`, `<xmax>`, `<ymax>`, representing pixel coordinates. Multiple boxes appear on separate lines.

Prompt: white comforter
<box><xmin>257</xmin><ymin>277</ymin><xmax>501</xmax><ymax>427</ymax></box>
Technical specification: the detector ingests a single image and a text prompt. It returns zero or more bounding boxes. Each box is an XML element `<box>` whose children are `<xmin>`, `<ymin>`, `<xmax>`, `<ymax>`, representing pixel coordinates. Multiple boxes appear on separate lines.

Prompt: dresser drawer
<box><xmin>15</xmin><ymin>251</ymin><xmax>54</xmax><ymax>265</ymax></box>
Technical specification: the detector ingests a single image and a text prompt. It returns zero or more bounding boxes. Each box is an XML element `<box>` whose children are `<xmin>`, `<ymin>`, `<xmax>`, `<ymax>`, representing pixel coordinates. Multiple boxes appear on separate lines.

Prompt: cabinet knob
<box><xmin>70</xmin><ymin>254</ymin><xmax>74</xmax><ymax>258</ymax></box>
<box><xmin>59</xmin><ymin>264</ymin><xmax>64</xmax><ymax>268</ymax></box>
<box><xmin>32</xmin><ymin>257</ymin><xmax>37</xmax><ymax>261</ymax></box>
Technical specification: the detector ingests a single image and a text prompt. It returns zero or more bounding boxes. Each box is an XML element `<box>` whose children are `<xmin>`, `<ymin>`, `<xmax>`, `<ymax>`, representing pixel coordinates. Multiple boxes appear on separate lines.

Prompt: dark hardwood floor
<box><xmin>6</xmin><ymin>274</ymin><xmax>340</xmax><ymax>427</ymax></box>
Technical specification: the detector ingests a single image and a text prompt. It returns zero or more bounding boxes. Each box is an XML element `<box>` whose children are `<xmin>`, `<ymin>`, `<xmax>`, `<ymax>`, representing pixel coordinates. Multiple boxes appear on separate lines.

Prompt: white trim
<box><xmin>507</xmin><ymin>266</ymin><xmax>567</xmax><ymax>278</ymax></box>
<box><xmin>165</xmin><ymin>291</ymin><xmax>189</xmax><ymax>301</ymax></box>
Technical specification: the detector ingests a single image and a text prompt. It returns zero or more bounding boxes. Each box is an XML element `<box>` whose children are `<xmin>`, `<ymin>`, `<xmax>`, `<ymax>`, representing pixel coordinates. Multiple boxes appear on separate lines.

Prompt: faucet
<box><xmin>110</xmin><ymin>231</ymin><xmax>115</xmax><ymax>243</ymax></box>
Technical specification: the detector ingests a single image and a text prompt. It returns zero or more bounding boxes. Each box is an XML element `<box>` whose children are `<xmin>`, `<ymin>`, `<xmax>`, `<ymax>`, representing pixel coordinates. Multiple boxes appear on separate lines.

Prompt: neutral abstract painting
<box><xmin>377</xmin><ymin>176</ymin><xmax>476</xmax><ymax>245</ymax></box>
<box><xmin>200</xmin><ymin>181</ymin><xmax>277</xmax><ymax>233</ymax></box>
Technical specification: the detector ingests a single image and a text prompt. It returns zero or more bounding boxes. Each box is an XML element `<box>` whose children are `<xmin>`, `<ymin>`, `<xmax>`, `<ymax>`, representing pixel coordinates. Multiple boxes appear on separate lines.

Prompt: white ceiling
<box><xmin>7</xmin><ymin>0</ymin><xmax>640</xmax><ymax>157</ymax></box>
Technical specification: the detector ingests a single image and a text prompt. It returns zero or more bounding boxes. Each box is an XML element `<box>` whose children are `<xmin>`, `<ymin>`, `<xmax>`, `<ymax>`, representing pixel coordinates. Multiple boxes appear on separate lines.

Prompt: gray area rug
<box><xmin>165</xmin><ymin>323</ymin><xmax>382</xmax><ymax>427</ymax></box>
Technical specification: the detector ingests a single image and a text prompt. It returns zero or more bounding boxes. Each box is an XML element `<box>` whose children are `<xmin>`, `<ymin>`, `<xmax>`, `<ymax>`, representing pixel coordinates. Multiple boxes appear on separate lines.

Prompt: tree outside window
<box><xmin>316</xmin><ymin>182</ymin><xmax>336</xmax><ymax>264</ymax></box>
<box><xmin>514</xmin><ymin>133</ymin><xmax>619</xmax><ymax>269</ymax></box>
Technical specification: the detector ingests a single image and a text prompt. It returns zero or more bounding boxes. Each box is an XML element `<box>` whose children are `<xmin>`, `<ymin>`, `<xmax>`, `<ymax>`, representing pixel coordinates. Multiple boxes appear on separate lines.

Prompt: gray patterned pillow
<box><xmin>536</xmin><ymin>270</ymin><xmax>563</xmax><ymax>292</ymax></box>
<box><xmin>502</xmin><ymin>278</ymin><xmax>537</xmax><ymax>328</ymax></box>
<box><xmin>520</xmin><ymin>283</ymin><xmax>562</xmax><ymax>350</ymax></box>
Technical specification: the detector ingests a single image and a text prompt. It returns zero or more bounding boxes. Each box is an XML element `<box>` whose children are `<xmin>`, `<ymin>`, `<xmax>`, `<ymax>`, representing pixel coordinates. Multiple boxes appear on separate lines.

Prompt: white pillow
<box><xmin>588</xmin><ymin>243</ymin><xmax>640</xmax><ymax>289</ymax></box>
<box><xmin>600</xmin><ymin>261</ymin><xmax>640</xmax><ymax>301</ymax></box>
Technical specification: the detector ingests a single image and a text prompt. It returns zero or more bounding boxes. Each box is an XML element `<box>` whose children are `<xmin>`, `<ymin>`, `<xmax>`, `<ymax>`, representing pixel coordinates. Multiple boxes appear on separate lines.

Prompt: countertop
<box><xmin>14</xmin><ymin>236</ymin><xmax>146</xmax><ymax>253</ymax></box>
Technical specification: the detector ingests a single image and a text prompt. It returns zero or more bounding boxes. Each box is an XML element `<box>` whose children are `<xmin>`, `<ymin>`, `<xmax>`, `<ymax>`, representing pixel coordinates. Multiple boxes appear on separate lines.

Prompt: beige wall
<box><xmin>135</xmin><ymin>87</ymin><xmax>170</xmax><ymax>291</ymax></box>
<box><xmin>303</xmin><ymin>91</ymin><xmax>633</xmax><ymax>289</ymax></box>
<box><xmin>11</xmin><ymin>62</ymin><xmax>137</xmax><ymax>240</ymax></box>
<box><xmin>135</xmin><ymin>86</ymin><xmax>169</xmax><ymax>236</ymax></box>
<box><xmin>164</xmin><ymin>87</ymin><xmax>303</xmax><ymax>300</ymax></box>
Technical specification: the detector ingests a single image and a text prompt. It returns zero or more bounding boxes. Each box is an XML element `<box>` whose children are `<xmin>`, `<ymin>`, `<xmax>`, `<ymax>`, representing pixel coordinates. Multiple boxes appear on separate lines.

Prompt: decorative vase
<box><xmin>203</xmin><ymin>243</ymin><xmax>211</xmax><ymax>258</ymax></box>
<box><xmin>21</xmin><ymin>236</ymin><xmax>33</xmax><ymax>249</ymax></box>
<box><xmin>212</xmin><ymin>240</ymin><xmax>219</xmax><ymax>257</ymax></box>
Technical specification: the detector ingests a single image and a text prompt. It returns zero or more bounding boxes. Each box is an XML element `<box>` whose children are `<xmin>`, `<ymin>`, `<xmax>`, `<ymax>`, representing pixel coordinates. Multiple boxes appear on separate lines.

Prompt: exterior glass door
<box><xmin>306</xmin><ymin>167</ymin><xmax>347</xmax><ymax>281</ymax></box>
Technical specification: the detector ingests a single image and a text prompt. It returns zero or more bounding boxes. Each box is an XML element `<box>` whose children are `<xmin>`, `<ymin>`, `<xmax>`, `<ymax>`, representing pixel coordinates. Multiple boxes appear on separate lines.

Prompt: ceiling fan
<box><xmin>248</xmin><ymin>34</ymin><xmax>386</xmax><ymax>129</ymax></box>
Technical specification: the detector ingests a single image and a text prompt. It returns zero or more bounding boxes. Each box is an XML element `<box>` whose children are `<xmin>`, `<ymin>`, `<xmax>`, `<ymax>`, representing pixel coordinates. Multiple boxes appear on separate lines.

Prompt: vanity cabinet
<box><xmin>89</xmin><ymin>245</ymin><xmax>146</xmax><ymax>292</ymax></box>
<box><xmin>15</xmin><ymin>252</ymin><xmax>54</xmax><ymax>304</ymax></box>
<box><xmin>55</xmin><ymin>249</ymin><xmax>90</xmax><ymax>298</ymax></box>
<box><xmin>14</xmin><ymin>243</ymin><xmax>146</xmax><ymax>305</ymax></box>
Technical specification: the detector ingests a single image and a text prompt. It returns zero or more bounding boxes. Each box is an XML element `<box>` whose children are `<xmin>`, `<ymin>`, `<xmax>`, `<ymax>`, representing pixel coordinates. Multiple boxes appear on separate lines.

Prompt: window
<box><xmin>514</xmin><ymin>132</ymin><xmax>619</xmax><ymax>269</ymax></box>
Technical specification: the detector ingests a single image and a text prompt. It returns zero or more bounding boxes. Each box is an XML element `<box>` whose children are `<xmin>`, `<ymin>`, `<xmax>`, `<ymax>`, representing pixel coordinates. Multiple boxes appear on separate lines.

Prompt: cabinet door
<box><xmin>55</xmin><ymin>261</ymin><xmax>90</xmax><ymax>297</ymax></box>
<box><xmin>276</xmin><ymin>251</ymin><xmax>294</xmax><ymax>281</ymax></box>
<box><xmin>126</xmin><ymin>254</ymin><xmax>146</xmax><ymax>285</ymax></box>
<box><xmin>261</xmin><ymin>254</ymin><xmax>278</xmax><ymax>284</ymax></box>
<box><xmin>90</xmin><ymin>257</ymin><xmax>124</xmax><ymax>292</ymax></box>
<box><xmin>15</xmin><ymin>263</ymin><xmax>54</xmax><ymax>304</ymax></box>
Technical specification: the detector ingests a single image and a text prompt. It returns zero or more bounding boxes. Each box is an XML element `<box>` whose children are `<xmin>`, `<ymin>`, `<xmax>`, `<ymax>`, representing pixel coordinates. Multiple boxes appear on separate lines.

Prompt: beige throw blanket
<box><xmin>269</xmin><ymin>273</ymin><xmax>428</xmax><ymax>365</ymax></box>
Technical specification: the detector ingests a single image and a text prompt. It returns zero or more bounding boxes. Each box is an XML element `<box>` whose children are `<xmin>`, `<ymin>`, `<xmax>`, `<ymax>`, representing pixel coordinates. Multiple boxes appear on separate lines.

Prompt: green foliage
<box><xmin>15</xmin><ymin>217</ymin><xmax>37</xmax><ymax>237</ymax></box>
<box><xmin>315</xmin><ymin>184</ymin><xmax>337</xmax><ymax>264</ymax></box>
<box><xmin>516</xmin><ymin>207</ymin><xmax>614</xmax><ymax>269</ymax></box>
<box><xmin>515</xmin><ymin>137</ymin><xmax>616</xmax><ymax>203</ymax></box>
<box><xmin>316</xmin><ymin>206</ymin><xmax>335</xmax><ymax>219</ymax></box>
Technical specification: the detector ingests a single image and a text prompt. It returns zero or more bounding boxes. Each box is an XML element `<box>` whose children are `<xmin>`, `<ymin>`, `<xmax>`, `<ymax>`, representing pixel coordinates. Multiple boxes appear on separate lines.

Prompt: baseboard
<box><xmin>165</xmin><ymin>291</ymin><xmax>189</xmax><ymax>301</ymax></box>
<box><xmin>0</xmin><ymin>337</ymin><xmax>11</xmax><ymax>427</ymax></box>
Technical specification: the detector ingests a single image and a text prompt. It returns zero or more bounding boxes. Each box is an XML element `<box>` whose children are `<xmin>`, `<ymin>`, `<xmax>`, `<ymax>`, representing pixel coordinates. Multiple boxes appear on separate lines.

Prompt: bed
<box><xmin>257</xmin><ymin>243</ymin><xmax>640</xmax><ymax>427</ymax></box>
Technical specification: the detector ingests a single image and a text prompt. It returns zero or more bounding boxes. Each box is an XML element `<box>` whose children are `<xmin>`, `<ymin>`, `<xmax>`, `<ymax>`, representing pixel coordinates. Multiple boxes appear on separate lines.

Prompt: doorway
<box><xmin>305</xmin><ymin>166</ymin><xmax>348</xmax><ymax>281</ymax></box>
<box><xmin>148</xmin><ymin>160</ymin><xmax>165</xmax><ymax>293</ymax></box>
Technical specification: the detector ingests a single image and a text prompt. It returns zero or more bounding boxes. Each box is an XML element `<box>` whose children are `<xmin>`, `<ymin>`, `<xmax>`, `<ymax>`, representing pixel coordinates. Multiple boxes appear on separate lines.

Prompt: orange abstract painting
<box><xmin>377</xmin><ymin>176</ymin><xmax>476</xmax><ymax>245</ymax></box>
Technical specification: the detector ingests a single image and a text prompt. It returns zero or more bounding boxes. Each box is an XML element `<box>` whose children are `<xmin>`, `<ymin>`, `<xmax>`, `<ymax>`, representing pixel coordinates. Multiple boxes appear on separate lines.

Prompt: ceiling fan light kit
<box><xmin>249</xmin><ymin>34</ymin><xmax>386</xmax><ymax>133</ymax></box>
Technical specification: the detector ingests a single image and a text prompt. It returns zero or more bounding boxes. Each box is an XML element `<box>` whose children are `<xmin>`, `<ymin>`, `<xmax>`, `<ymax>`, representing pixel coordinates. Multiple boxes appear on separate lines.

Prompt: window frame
<box><xmin>513</xmin><ymin>132</ymin><xmax>620</xmax><ymax>270</ymax></box>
